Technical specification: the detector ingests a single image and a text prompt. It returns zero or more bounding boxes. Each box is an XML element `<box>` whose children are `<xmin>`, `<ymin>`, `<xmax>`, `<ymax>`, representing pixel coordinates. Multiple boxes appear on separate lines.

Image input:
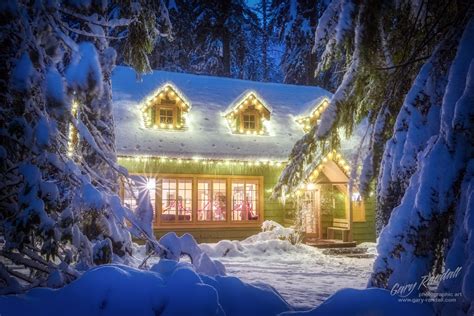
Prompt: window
<box><xmin>231</xmin><ymin>180</ymin><xmax>259</xmax><ymax>221</ymax></box>
<box><xmin>243</xmin><ymin>114</ymin><xmax>256</xmax><ymax>130</ymax></box>
<box><xmin>197</xmin><ymin>179</ymin><xmax>226</xmax><ymax>221</ymax></box>
<box><xmin>122</xmin><ymin>175</ymin><xmax>262</xmax><ymax>225</ymax></box>
<box><xmin>122</xmin><ymin>175</ymin><xmax>156</xmax><ymax>218</ymax></box>
<box><xmin>160</xmin><ymin>178</ymin><xmax>192</xmax><ymax>222</ymax></box>
<box><xmin>159</xmin><ymin>109</ymin><xmax>173</xmax><ymax>124</ymax></box>
<box><xmin>141</xmin><ymin>84</ymin><xmax>190</xmax><ymax>130</ymax></box>
<box><xmin>224</xmin><ymin>92</ymin><xmax>271</xmax><ymax>135</ymax></box>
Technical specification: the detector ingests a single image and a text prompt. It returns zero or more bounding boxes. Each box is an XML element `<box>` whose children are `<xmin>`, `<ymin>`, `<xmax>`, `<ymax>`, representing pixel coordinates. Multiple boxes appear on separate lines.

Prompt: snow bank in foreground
<box><xmin>281</xmin><ymin>288</ymin><xmax>433</xmax><ymax>316</ymax></box>
<box><xmin>0</xmin><ymin>263</ymin><xmax>292</xmax><ymax>316</ymax></box>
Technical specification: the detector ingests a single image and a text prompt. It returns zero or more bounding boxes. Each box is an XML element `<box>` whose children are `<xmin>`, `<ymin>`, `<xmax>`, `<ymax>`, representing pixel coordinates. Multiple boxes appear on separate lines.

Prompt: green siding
<box><xmin>119</xmin><ymin>157</ymin><xmax>376</xmax><ymax>243</ymax></box>
<box><xmin>352</xmin><ymin>196</ymin><xmax>376</xmax><ymax>243</ymax></box>
<box><xmin>119</xmin><ymin>157</ymin><xmax>292</xmax><ymax>242</ymax></box>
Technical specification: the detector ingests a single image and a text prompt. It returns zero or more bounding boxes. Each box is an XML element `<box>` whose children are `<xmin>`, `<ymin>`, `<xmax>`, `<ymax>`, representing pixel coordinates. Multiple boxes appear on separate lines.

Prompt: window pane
<box><xmin>212</xmin><ymin>180</ymin><xmax>226</xmax><ymax>221</ymax></box>
<box><xmin>177</xmin><ymin>179</ymin><xmax>192</xmax><ymax>221</ymax></box>
<box><xmin>232</xmin><ymin>181</ymin><xmax>245</xmax><ymax>221</ymax></box>
<box><xmin>245</xmin><ymin>181</ymin><xmax>258</xmax><ymax>221</ymax></box>
<box><xmin>160</xmin><ymin>109</ymin><xmax>173</xmax><ymax>124</ymax></box>
<box><xmin>232</xmin><ymin>180</ymin><xmax>258</xmax><ymax>221</ymax></box>
<box><xmin>198</xmin><ymin>179</ymin><xmax>227</xmax><ymax>221</ymax></box>
<box><xmin>243</xmin><ymin>114</ymin><xmax>256</xmax><ymax>129</ymax></box>
<box><xmin>198</xmin><ymin>180</ymin><xmax>211</xmax><ymax>221</ymax></box>
<box><xmin>161</xmin><ymin>178</ymin><xmax>176</xmax><ymax>222</ymax></box>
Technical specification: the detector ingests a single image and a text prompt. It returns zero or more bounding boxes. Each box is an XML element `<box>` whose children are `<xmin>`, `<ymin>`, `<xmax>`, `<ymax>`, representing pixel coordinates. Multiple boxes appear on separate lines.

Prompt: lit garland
<box><xmin>291</xmin><ymin>149</ymin><xmax>352</xmax><ymax>197</ymax></box>
<box><xmin>67</xmin><ymin>100</ymin><xmax>79</xmax><ymax>157</ymax></box>
<box><xmin>224</xmin><ymin>91</ymin><xmax>271</xmax><ymax>135</ymax></box>
<box><xmin>294</xmin><ymin>98</ymin><xmax>330</xmax><ymax>132</ymax></box>
<box><xmin>118</xmin><ymin>155</ymin><xmax>285</xmax><ymax>167</ymax></box>
<box><xmin>140</xmin><ymin>83</ymin><xmax>191</xmax><ymax>130</ymax></box>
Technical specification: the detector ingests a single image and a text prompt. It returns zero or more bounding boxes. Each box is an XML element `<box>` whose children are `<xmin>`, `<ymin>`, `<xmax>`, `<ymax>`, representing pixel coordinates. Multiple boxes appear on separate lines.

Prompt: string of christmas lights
<box><xmin>295</xmin><ymin>98</ymin><xmax>330</xmax><ymax>132</ymax></box>
<box><xmin>224</xmin><ymin>91</ymin><xmax>271</xmax><ymax>135</ymax></box>
<box><xmin>118</xmin><ymin>155</ymin><xmax>285</xmax><ymax>167</ymax></box>
<box><xmin>140</xmin><ymin>83</ymin><xmax>191</xmax><ymax>130</ymax></box>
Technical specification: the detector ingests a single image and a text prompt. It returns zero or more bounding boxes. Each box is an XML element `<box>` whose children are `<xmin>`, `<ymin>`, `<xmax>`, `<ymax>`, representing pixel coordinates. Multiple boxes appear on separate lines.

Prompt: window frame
<box><xmin>154</xmin><ymin>105</ymin><xmax>177</xmax><ymax>127</ymax></box>
<box><xmin>121</xmin><ymin>173</ymin><xmax>264</xmax><ymax>228</ymax></box>
<box><xmin>230</xmin><ymin>179</ymin><xmax>260</xmax><ymax>222</ymax></box>
<box><xmin>159</xmin><ymin>108</ymin><xmax>174</xmax><ymax>125</ymax></box>
<box><xmin>239</xmin><ymin>109</ymin><xmax>260</xmax><ymax>132</ymax></box>
<box><xmin>197</xmin><ymin>178</ymin><xmax>227</xmax><ymax>222</ymax></box>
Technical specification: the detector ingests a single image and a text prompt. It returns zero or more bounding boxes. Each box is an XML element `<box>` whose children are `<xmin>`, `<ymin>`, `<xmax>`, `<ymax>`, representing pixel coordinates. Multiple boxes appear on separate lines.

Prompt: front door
<box><xmin>301</xmin><ymin>188</ymin><xmax>321</xmax><ymax>238</ymax></box>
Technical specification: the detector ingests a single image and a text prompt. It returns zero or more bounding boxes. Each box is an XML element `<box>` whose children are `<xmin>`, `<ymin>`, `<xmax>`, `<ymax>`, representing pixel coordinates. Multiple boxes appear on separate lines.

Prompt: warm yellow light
<box><xmin>160</xmin><ymin>123</ymin><xmax>165</xmax><ymax>128</ymax></box>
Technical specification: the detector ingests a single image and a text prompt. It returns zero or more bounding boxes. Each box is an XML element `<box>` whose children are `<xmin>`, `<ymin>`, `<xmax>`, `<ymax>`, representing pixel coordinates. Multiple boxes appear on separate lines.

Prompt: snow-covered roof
<box><xmin>112</xmin><ymin>66</ymin><xmax>332</xmax><ymax>160</ymax></box>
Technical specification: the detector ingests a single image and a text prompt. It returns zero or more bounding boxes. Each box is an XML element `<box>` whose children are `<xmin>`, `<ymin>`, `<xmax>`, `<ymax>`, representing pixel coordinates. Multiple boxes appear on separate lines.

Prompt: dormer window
<box><xmin>159</xmin><ymin>109</ymin><xmax>173</xmax><ymax>124</ymax></box>
<box><xmin>224</xmin><ymin>91</ymin><xmax>271</xmax><ymax>135</ymax></box>
<box><xmin>141</xmin><ymin>83</ymin><xmax>191</xmax><ymax>130</ymax></box>
<box><xmin>296</xmin><ymin>98</ymin><xmax>329</xmax><ymax>133</ymax></box>
<box><xmin>243</xmin><ymin>113</ymin><xmax>256</xmax><ymax>130</ymax></box>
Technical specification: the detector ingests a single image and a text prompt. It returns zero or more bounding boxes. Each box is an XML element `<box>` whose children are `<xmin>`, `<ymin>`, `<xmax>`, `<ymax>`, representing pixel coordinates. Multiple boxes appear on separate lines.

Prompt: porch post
<box><xmin>347</xmin><ymin>184</ymin><xmax>353</xmax><ymax>242</ymax></box>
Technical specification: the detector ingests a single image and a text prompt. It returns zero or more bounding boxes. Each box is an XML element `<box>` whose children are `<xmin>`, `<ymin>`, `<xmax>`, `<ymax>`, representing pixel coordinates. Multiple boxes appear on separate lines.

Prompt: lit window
<box><xmin>197</xmin><ymin>179</ymin><xmax>226</xmax><ymax>221</ymax></box>
<box><xmin>224</xmin><ymin>92</ymin><xmax>271</xmax><ymax>135</ymax></box>
<box><xmin>159</xmin><ymin>109</ymin><xmax>173</xmax><ymax>124</ymax></box>
<box><xmin>122</xmin><ymin>175</ymin><xmax>262</xmax><ymax>226</ymax></box>
<box><xmin>141</xmin><ymin>83</ymin><xmax>190</xmax><ymax>130</ymax></box>
<box><xmin>243</xmin><ymin>114</ymin><xmax>256</xmax><ymax>130</ymax></box>
<box><xmin>123</xmin><ymin>175</ymin><xmax>156</xmax><ymax>218</ymax></box>
<box><xmin>231</xmin><ymin>180</ymin><xmax>259</xmax><ymax>221</ymax></box>
<box><xmin>160</xmin><ymin>178</ymin><xmax>192</xmax><ymax>222</ymax></box>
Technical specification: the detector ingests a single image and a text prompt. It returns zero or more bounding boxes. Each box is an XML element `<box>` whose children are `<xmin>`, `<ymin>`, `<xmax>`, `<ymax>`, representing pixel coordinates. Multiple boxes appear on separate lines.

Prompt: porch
<box><xmin>296</xmin><ymin>159</ymin><xmax>366</xmax><ymax>246</ymax></box>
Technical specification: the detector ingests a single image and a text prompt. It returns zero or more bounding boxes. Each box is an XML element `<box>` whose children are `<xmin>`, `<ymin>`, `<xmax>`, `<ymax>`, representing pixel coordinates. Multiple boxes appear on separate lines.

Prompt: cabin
<box><xmin>112</xmin><ymin>66</ymin><xmax>376</xmax><ymax>246</ymax></box>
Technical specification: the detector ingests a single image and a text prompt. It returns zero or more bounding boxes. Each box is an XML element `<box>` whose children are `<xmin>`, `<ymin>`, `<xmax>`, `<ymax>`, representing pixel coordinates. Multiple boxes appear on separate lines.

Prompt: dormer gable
<box><xmin>295</xmin><ymin>98</ymin><xmax>330</xmax><ymax>133</ymax></box>
<box><xmin>224</xmin><ymin>91</ymin><xmax>271</xmax><ymax>135</ymax></box>
<box><xmin>140</xmin><ymin>83</ymin><xmax>191</xmax><ymax>130</ymax></box>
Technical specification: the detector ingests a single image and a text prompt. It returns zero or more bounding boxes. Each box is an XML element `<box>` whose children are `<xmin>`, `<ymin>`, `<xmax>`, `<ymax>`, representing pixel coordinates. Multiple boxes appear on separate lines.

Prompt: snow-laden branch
<box><xmin>58</xmin><ymin>8</ymin><xmax>134</xmax><ymax>28</ymax></box>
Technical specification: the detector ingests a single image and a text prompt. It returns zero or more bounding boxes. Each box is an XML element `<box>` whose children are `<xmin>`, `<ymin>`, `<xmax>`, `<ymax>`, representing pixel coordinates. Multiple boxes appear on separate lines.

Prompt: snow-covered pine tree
<box><xmin>148</xmin><ymin>0</ymin><xmax>195</xmax><ymax>73</ymax></box>
<box><xmin>269</xmin><ymin>0</ymin><xmax>326</xmax><ymax>85</ymax></box>
<box><xmin>0</xmin><ymin>0</ymin><xmax>171</xmax><ymax>293</ymax></box>
<box><xmin>189</xmin><ymin>0</ymin><xmax>260</xmax><ymax>78</ymax></box>
<box><xmin>273</xmin><ymin>0</ymin><xmax>473</xmax><ymax>313</ymax></box>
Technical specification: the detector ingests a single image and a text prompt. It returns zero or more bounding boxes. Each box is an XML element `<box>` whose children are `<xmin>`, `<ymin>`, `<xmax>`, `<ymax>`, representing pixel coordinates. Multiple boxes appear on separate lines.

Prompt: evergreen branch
<box><xmin>0</xmin><ymin>251</ymin><xmax>50</xmax><ymax>274</ymax></box>
<box><xmin>58</xmin><ymin>21</ymin><xmax>127</xmax><ymax>40</ymax></box>
<box><xmin>375</xmin><ymin>55</ymin><xmax>431</xmax><ymax>70</ymax></box>
<box><xmin>58</xmin><ymin>8</ymin><xmax>134</xmax><ymax>28</ymax></box>
<box><xmin>0</xmin><ymin>262</ymin><xmax>33</xmax><ymax>285</ymax></box>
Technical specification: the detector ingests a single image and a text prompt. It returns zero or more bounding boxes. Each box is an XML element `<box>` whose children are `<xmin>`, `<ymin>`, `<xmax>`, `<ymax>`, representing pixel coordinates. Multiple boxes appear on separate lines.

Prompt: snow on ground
<box><xmin>199</xmin><ymin>230</ymin><xmax>375</xmax><ymax>308</ymax></box>
<box><xmin>1</xmin><ymin>225</ymin><xmax>434</xmax><ymax>316</ymax></box>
